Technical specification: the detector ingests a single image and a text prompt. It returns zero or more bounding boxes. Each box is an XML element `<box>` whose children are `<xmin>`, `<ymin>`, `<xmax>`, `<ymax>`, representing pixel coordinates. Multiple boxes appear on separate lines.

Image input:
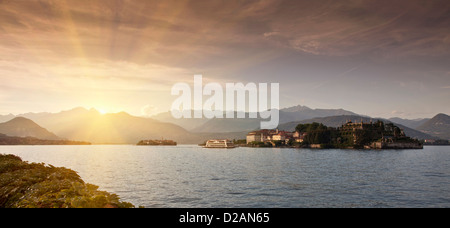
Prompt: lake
<box><xmin>1</xmin><ymin>145</ymin><xmax>449</xmax><ymax>208</ymax></box>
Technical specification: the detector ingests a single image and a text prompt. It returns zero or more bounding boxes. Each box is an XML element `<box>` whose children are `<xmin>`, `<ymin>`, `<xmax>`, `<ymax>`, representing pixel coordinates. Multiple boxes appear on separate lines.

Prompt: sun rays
<box><xmin>0</xmin><ymin>0</ymin><xmax>449</xmax><ymax>118</ymax></box>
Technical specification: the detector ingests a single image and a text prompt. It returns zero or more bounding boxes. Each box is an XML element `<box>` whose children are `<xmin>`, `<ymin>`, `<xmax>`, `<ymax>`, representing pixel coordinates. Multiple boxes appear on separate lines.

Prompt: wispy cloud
<box><xmin>0</xmin><ymin>57</ymin><xmax>190</xmax><ymax>92</ymax></box>
<box><xmin>0</xmin><ymin>0</ymin><xmax>449</xmax><ymax>117</ymax></box>
<box><xmin>141</xmin><ymin>105</ymin><xmax>159</xmax><ymax>117</ymax></box>
<box><xmin>1</xmin><ymin>0</ymin><xmax>448</xmax><ymax>65</ymax></box>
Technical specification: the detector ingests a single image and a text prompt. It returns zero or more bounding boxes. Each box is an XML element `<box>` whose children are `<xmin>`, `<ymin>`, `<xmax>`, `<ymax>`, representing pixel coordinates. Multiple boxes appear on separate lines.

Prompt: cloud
<box><xmin>263</xmin><ymin>31</ymin><xmax>279</xmax><ymax>37</ymax></box>
<box><xmin>391</xmin><ymin>110</ymin><xmax>405</xmax><ymax>116</ymax></box>
<box><xmin>141</xmin><ymin>105</ymin><xmax>159</xmax><ymax>117</ymax></box>
<box><xmin>260</xmin><ymin>0</ymin><xmax>450</xmax><ymax>57</ymax></box>
<box><xmin>0</xmin><ymin>57</ymin><xmax>191</xmax><ymax>93</ymax></box>
<box><xmin>1</xmin><ymin>0</ymin><xmax>449</xmax><ymax>117</ymax></box>
<box><xmin>1</xmin><ymin>0</ymin><xmax>449</xmax><ymax>69</ymax></box>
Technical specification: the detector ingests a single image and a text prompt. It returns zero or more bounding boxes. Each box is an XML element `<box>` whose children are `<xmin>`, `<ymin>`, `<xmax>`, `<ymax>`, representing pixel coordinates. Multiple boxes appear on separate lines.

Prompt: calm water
<box><xmin>1</xmin><ymin>145</ymin><xmax>450</xmax><ymax>208</ymax></box>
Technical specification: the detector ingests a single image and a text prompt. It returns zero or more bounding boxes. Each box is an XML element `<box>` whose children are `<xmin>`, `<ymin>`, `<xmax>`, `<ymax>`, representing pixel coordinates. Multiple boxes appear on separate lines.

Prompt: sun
<box><xmin>95</xmin><ymin>106</ymin><xmax>125</xmax><ymax>115</ymax></box>
<box><xmin>98</xmin><ymin>109</ymin><xmax>108</xmax><ymax>115</ymax></box>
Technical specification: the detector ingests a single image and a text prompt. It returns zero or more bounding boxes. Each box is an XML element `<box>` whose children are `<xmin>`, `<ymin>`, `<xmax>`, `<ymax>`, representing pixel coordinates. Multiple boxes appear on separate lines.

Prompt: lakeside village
<box><xmin>244</xmin><ymin>120</ymin><xmax>423</xmax><ymax>149</ymax></box>
<box><xmin>136</xmin><ymin>120</ymin><xmax>423</xmax><ymax>149</ymax></box>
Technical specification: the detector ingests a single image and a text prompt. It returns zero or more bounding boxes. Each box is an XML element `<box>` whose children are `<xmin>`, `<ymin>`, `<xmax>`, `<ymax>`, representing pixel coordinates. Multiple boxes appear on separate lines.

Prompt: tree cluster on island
<box><xmin>137</xmin><ymin>139</ymin><xmax>177</xmax><ymax>146</ymax></box>
<box><xmin>248</xmin><ymin>121</ymin><xmax>422</xmax><ymax>149</ymax></box>
<box><xmin>295</xmin><ymin>121</ymin><xmax>422</xmax><ymax>149</ymax></box>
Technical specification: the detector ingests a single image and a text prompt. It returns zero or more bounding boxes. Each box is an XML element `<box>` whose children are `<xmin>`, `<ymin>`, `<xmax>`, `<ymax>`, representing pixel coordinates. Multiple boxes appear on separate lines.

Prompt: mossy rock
<box><xmin>0</xmin><ymin>154</ymin><xmax>134</xmax><ymax>208</ymax></box>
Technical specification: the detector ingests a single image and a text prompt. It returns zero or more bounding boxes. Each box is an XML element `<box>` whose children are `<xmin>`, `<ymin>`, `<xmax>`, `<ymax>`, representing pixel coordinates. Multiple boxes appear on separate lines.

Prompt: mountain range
<box><xmin>0</xmin><ymin>108</ymin><xmax>248</xmax><ymax>144</ymax></box>
<box><xmin>16</xmin><ymin>108</ymin><xmax>197</xmax><ymax>144</ymax></box>
<box><xmin>152</xmin><ymin>105</ymin><xmax>358</xmax><ymax>132</ymax></box>
<box><xmin>0</xmin><ymin>106</ymin><xmax>448</xmax><ymax>144</ymax></box>
<box><xmin>387</xmin><ymin>117</ymin><xmax>430</xmax><ymax>129</ymax></box>
<box><xmin>416</xmin><ymin>114</ymin><xmax>450</xmax><ymax>140</ymax></box>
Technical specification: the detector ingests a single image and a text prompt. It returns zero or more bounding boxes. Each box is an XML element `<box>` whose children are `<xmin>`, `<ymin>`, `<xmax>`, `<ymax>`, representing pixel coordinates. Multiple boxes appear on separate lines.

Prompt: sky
<box><xmin>0</xmin><ymin>0</ymin><xmax>449</xmax><ymax>119</ymax></box>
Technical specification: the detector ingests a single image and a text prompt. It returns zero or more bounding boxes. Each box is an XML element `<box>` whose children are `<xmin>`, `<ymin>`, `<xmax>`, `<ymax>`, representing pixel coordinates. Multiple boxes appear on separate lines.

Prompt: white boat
<box><xmin>203</xmin><ymin>139</ymin><xmax>236</xmax><ymax>148</ymax></box>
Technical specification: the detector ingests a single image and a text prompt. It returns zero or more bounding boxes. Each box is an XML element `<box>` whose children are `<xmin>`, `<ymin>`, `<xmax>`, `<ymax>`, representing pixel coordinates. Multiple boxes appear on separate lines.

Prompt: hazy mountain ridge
<box><xmin>388</xmin><ymin>117</ymin><xmax>430</xmax><ymax>129</ymax></box>
<box><xmin>150</xmin><ymin>111</ymin><xmax>210</xmax><ymax>131</ymax></box>
<box><xmin>24</xmin><ymin>108</ymin><xmax>198</xmax><ymax>144</ymax></box>
<box><xmin>416</xmin><ymin>113</ymin><xmax>450</xmax><ymax>140</ymax></box>
<box><xmin>0</xmin><ymin>107</ymin><xmax>447</xmax><ymax>144</ymax></box>
<box><xmin>0</xmin><ymin>114</ymin><xmax>15</xmax><ymax>124</ymax></box>
<box><xmin>153</xmin><ymin>105</ymin><xmax>359</xmax><ymax>133</ymax></box>
<box><xmin>279</xmin><ymin>105</ymin><xmax>360</xmax><ymax>124</ymax></box>
<box><xmin>0</xmin><ymin>117</ymin><xmax>61</xmax><ymax>140</ymax></box>
<box><xmin>0</xmin><ymin>108</ymin><xmax>246</xmax><ymax>144</ymax></box>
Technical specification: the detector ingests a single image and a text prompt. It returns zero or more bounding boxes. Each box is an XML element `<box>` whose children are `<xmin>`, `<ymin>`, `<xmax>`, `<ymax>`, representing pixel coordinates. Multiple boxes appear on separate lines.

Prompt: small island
<box><xmin>246</xmin><ymin>120</ymin><xmax>423</xmax><ymax>149</ymax></box>
<box><xmin>137</xmin><ymin>139</ymin><xmax>177</xmax><ymax>146</ymax></box>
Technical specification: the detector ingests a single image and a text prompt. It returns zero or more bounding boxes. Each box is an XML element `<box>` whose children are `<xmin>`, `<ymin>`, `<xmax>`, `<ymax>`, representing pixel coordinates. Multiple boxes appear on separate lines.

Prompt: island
<box><xmin>137</xmin><ymin>139</ymin><xmax>177</xmax><ymax>146</ymax></box>
<box><xmin>246</xmin><ymin>120</ymin><xmax>423</xmax><ymax>149</ymax></box>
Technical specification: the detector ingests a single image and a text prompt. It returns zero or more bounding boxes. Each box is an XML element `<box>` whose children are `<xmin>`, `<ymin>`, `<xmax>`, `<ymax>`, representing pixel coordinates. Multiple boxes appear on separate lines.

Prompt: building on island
<box><xmin>246</xmin><ymin>129</ymin><xmax>302</xmax><ymax>144</ymax></box>
<box><xmin>293</xmin><ymin>131</ymin><xmax>307</xmax><ymax>143</ymax></box>
<box><xmin>245</xmin><ymin>120</ymin><xmax>422</xmax><ymax>149</ymax></box>
<box><xmin>246</xmin><ymin>129</ymin><xmax>278</xmax><ymax>144</ymax></box>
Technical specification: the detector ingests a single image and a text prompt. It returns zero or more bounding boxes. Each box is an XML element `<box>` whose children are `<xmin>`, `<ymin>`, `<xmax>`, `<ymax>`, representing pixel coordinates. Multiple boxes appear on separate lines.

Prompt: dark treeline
<box><xmin>0</xmin><ymin>133</ymin><xmax>91</xmax><ymax>145</ymax></box>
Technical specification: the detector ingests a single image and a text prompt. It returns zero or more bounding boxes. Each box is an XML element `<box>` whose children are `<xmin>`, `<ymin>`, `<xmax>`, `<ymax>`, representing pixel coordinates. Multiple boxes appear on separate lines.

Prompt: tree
<box><xmin>295</xmin><ymin>122</ymin><xmax>327</xmax><ymax>133</ymax></box>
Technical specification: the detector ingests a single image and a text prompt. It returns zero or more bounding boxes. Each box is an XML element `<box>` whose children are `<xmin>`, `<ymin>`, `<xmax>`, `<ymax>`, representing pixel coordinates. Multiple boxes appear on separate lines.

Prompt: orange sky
<box><xmin>0</xmin><ymin>0</ymin><xmax>449</xmax><ymax>118</ymax></box>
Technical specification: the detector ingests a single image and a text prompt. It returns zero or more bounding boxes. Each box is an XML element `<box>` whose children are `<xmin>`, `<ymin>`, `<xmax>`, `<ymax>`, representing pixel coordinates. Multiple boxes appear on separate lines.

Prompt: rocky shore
<box><xmin>0</xmin><ymin>154</ymin><xmax>134</xmax><ymax>208</ymax></box>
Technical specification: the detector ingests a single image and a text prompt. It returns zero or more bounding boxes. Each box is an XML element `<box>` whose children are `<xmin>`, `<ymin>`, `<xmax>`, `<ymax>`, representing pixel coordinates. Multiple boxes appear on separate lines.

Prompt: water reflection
<box><xmin>1</xmin><ymin>145</ymin><xmax>449</xmax><ymax>208</ymax></box>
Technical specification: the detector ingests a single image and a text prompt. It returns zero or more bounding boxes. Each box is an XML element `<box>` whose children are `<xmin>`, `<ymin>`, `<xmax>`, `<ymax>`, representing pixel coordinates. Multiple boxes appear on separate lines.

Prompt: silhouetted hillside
<box><xmin>174</xmin><ymin>105</ymin><xmax>359</xmax><ymax>133</ymax></box>
<box><xmin>0</xmin><ymin>117</ymin><xmax>60</xmax><ymax>140</ymax></box>
<box><xmin>389</xmin><ymin>117</ymin><xmax>430</xmax><ymax>129</ymax></box>
<box><xmin>0</xmin><ymin>133</ymin><xmax>90</xmax><ymax>145</ymax></box>
<box><xmin>417</xmin><ymin>113</ymin><xmax>450</xmax><ymax>140</ymax></box>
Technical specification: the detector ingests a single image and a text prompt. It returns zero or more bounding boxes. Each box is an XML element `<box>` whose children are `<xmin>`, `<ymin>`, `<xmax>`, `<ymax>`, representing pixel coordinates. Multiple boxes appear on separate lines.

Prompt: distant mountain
<box><xmin>153</xmin><ymin>110</ymin><xmax>264</xmax><ymax>132</ymax></box>
<box><xmin>3</xmin><ymin>107</ymin><xmax>445</xmax><ymax>144</ymax></box>
<box><xmin>66</xmin><ymin>112</ymin><xmax>197</xmax><ymax>144</ymax></box>
<box><xmin>11</xmin><ymin>107</ymin><xmax>242</xmax><ymax>144</ymax></box>
<box><xmin>417</xmin><ymin>114</ymin><xmax>450</xmax><ymax>140</ymax></box>
<box><xmin>0</xmin><ymin>117</ymin><xmax>60</xmax><ymax>140</ymax></box>
<box><xmin>17</xmin><ymin>107</ymin><xmax>99</xmax><ymax>133</ymax></box>
<box><xmin>151</xmin><ymin>111</ymin><xmax>210</xmax><ymax>131</ymax></box>
<box><xmin>279</xmin><ymin>105</ymin><xmax>359</xmax><ymax>124</ymax></box>
<box><xmin>161</xmin><ymin>105</ymin><xmax>359</xmax><ymax>133</ymax></box>
<box><xmin>0</xmin><ymin>114</ymin><xmax>15</xmax><ymax>123</ymax></box>
<box><xmin>191</xmin><ymin>117</ymin><xmax>263</xmax><ymax>133</ymax></box>
<box><xmin>1</xmin><ymin>108</ymin><xmax>251</xmax><ymax>144</ymax></box>
<box><xmin>277</xmin><ymin>115</ymin><xmax>436</xmax><ymax>140</ymax></box>
<box><xmin>278</xmin><ymin>115</ymin><xmax>368</xmax><ymax>130</ymax></box>
<box><xmin>0</xmin><ymin>105</ymin><xmax>359</xmax><ymax>143</ymax></box>
<box><xmin>388</xmin><ymin>117</ymin><xmax>430</xmax><ymax>129</ymax></box>
<box><xmin>18</xmin><ymin>108</ymin><xmax>199</xmax><ymax>144</ymax></box>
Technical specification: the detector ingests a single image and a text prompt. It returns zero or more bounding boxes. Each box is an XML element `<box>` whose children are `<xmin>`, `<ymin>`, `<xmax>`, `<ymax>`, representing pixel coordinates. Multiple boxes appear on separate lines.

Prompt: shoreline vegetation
<box><xmin>245</xmin><ymin>121</ymin><xmax>423</xmax><ymax>149</ymax></box>
<box><xmin>137</xmin><ymin>139</ymin><xmax>177</xmax><ymax>146</ymax></box>
<box><xmin>0</xmin><ymin>154</ymin><xmax>134</xmax><ymax>208</ymax></box>
<box><xmin>0</xmin><ymin>133</ymin><xmax>91</xmax><ymax>145</ymax></box>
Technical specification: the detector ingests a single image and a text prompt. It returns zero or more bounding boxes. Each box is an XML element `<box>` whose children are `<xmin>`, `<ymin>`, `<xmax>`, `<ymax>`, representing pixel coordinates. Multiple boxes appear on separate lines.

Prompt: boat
<box><xmin>203</xmin><ymin>139</ymin><xmax>236</xmax><ymax>148</ymax></box>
